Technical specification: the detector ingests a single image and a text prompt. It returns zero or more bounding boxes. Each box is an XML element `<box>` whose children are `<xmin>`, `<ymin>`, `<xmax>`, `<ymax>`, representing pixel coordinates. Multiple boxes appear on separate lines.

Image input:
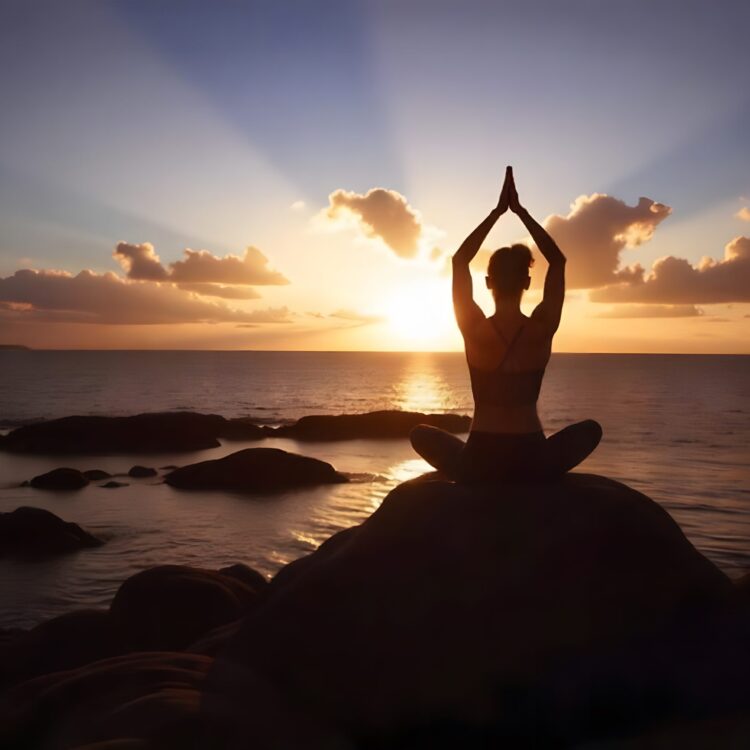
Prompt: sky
<box><xmin>0</xmin><ymin>0</ymin><xmax>749</xmax><ymax>352</ymax></box>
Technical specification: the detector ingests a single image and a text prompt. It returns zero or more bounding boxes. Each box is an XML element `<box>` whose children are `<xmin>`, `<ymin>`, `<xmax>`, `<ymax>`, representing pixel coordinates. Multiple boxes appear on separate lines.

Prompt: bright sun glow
<box><xmin>379</xmin><ymin>280</ymin><xmax>456</xmax><ymax>347</ymax></box>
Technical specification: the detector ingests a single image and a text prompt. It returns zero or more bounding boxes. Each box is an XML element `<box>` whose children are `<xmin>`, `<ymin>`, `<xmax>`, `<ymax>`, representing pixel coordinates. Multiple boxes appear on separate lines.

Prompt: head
<box><xmin>486</xmin><ymin>244</ymin><xmax>534</xmax><ymax>301</ymax></box>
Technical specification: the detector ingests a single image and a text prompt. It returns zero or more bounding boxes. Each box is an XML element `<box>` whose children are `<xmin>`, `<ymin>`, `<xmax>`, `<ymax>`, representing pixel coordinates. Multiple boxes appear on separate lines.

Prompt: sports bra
<box><xmin>467</xmin><ymin>318</ymin><xmax>545</xmax><ymax>408</ymax></box>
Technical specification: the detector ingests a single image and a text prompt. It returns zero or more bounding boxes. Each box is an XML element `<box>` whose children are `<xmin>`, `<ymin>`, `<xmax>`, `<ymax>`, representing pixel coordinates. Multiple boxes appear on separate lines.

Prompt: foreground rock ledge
<box><xmin>2</xmin><ymin>474</ymin><xmax>748</xmax><ymax>749</ymax></box>
<box><xmin>165</xmin><ymin>447</ymin><xmax>348</xmax><ymax>493</ymax></box>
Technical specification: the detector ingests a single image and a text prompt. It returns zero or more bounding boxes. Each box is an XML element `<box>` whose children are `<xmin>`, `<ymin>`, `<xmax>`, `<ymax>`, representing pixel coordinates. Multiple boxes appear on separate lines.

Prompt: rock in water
<box><xmin>29</xmin><ymin>467</ymin><xmax>89</xmax><ymax>490</ymax></box>
<box><xmin>0</xmin><ymin>506</ymin><xmax>103</xmax><ymax>557</ymax></box>
<box><xmin>1</xmin><ymin>412</ymin><xmax>231</xmax><ymax>454</ymax></box>
<box><xmin>268</xmin><ymin>409</ymin><xmax>471</xmax><ymax>440</ymax></box>
<box><xmin>110</xmin><ymin>564</ymin><xmax>265</xmax><ymax>651</ymax></box>
<box><xmin>82</xmin><ymin>469</ymin><xmax>111</xmax><ymax>481</ymax></box>
<box><xmin>164</xmin><ymin>447</ymin><xmax>348</xmax><ymax>493</ymax></box>
<box><xmin>128</xmin><ymin>465</ymin><xmax>157</xmax><ymax>478</ymax></box>
<box><xmin>205</xmin><ymin>473</ymin><xmax>731</xmax><ymax>747</ymax></box>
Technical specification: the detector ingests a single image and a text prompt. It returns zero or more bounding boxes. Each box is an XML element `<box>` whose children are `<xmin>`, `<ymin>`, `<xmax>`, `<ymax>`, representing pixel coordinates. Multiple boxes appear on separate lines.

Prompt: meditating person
<box><xmin>410</xmin><ymin>166</ymin><xmax>602</xmax><ymax>482</ymax></box>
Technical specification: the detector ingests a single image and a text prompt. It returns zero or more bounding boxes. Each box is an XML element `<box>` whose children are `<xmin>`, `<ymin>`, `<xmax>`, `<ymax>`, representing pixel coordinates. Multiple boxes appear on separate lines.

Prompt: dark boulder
<box><xmin>30</xmin><ymin>467</ymin><xmax>89</xmax><ymax>490</ymax></box>
<box><xmin>83</xmin><ymin>469</ymin><xmax>111</xmax><ymax>481</ymax></box>
<box><xmin>0</xmin><ymin>651</ymin><xmax>211</xmax><ymax>750</ymax></box>
<box><xmin>220</xmin><ymin>418</ymin><xmax>267</xmax><ymax>441</ymax></box>
<box><xmin>0</xmin><ymin>506</ymin><xmax>103</xmax><ymax>557</ymax></box>
<box><xmin>205</xmin><ymin>473</ymin><xmax>733</xmax><ymax>747</ymax></box>
<box><xmin>0</xmin><ymin>609</ymin><xmax>125</xmax><ymax>690</ymax></box>
<box><xmin>164</xmin><ymin>447</ymin><xmax>348</xmax><ymax>493</ymax></box>
<box><xmin>128</xmin><ymin>465</ymin><xmax>157</xmax><ymax>478</ymax></box>
<box><xmin>219</xmin><ymin>563</ymin><xmax>268</xmax><ymax>591</ymax></box>
<box><xmin>110</xmin><ymin>564</ymin><xmax>263</xmax><ymax>651</ymax></box>
<box><xmin>267</xmin><ymin>409</ymin><xmax>471</xmax><ymax>440</ymax></box>
<box><xmin>0</xmin><ymin>412</ymin><xmax>229</xmax><ymax>454</ymax></box>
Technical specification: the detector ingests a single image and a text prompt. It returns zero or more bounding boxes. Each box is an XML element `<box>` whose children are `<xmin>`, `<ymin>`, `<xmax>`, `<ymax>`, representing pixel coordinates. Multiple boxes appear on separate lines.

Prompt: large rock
<box><xmin>0</xmin><ymin>610</ymin><xmax>125</xmax><ymax>690</ymax></box>
<box><xmin>0</xmin><ymin>506</ymin><xmax>103</xmax><ymax>557</ymax></box>
<box><xmin>204</xmin><ymin>473</ymin><xmax>735</xmax><ymax>747</ymax></box>
<box><xmin>0</xmin><ymin>652</ymin><xmax>211</xmax><ymax>750</ymax></box>
<box><xmin>164</xmin><ymin>447</ymin><xmax>348</xmax><ymax>493</ymax></box>
<box><xmin>267</xmin><ymin>410</ymin><xmax>471</xmax><ymax>440</ymax></box>
<box><xmin>1</xmin><ymin>412</ymin><xmax>264</xmax><ymax>454</ymax></box>
<box><xmin>110</xmin><ymin>564</ymin><xmax>265</xmax><ymax>651</ymax></box>
<box><xmin>29</xmin><ymin>466</ymin><xmax>89</xmax><ymax>490</ymax></box>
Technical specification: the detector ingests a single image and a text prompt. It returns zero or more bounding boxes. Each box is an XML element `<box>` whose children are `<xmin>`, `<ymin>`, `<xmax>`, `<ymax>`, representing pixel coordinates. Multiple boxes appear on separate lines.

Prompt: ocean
<box><xmin>1</xmin><ymin>350</ymin><xmax>748</xmax><ymax>629</ymax></box>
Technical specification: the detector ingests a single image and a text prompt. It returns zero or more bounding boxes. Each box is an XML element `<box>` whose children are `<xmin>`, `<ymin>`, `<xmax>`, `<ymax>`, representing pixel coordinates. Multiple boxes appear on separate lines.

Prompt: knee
<box><xmin>581</xmin><ymin>419</ymin><xmax>603</xmax><ymax>446</ymax></box>
<box><xmin>409</xmin><ymin>423</ymin><xmax>434</xmax><ymax>451</ymax></box>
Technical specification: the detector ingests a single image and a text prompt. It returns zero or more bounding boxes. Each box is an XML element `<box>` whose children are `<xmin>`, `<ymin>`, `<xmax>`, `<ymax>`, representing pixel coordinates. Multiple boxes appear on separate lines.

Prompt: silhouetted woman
<box><xmin>410</xmin><ymin>166</ymin><xmax>602</xmax><ymax>482</ymax></box>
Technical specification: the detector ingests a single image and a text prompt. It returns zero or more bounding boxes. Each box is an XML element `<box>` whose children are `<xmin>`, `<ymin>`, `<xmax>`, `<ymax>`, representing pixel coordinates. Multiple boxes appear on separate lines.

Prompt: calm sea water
<box><xmin>1</xmin><ymin>350</ymin><xmax>748</xmax><ymax>629</ymax></box>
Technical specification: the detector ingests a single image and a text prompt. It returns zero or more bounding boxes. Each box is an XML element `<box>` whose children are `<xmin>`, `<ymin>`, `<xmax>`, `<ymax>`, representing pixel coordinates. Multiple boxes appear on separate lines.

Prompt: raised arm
<box><xmin>452</xmin><ymin>170</ymin><xmax>510</xmax><ymax>334</ymax></box>
<box><xmin>507</xmin><ymin>169</ymin><xmax>566</xmax><ymax>333</ymax></box>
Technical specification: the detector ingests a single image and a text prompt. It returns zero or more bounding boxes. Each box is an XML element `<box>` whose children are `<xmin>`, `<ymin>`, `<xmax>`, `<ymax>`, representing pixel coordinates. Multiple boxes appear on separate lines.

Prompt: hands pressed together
<box><xmin>496</xmin><ymin>165</ymin><xmax>523</xmax><ymax>215</ymax></box>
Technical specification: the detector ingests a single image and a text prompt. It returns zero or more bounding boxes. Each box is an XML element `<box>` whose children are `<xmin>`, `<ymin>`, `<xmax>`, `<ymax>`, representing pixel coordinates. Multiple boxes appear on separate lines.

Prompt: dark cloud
<box><xmin>591</xmin><ymin>236</ymin><xmax>750</xmax><ymax>304</ymax></box>
<box><xmin>594</xmin><ymin>304</ymin><xmax>704</xmax><ymax>318</ymax></box>
<box><xmin>113</xmin><ymin>242</ymin><xmax>169</xmax><ymax>281</ymax></box>
<box><xmin>542</xmin><ymin>194</ymin><xmax>671</xmax><ymax>289</ymax></box>
<box><xmin>325</xmin><ymin>188</ymin><xmax>423</xmax><ymax>258</ymax></box>
<box><xmin>0</xmin><ymin>269</ymin><xmax>289</xmax><ymax>325</ymax></box>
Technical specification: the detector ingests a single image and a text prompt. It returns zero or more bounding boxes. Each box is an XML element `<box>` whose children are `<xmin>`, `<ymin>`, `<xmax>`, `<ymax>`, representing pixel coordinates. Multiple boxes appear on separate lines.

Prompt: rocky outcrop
<box><xmin>2</xmin><ymin>474</ymin><xmax>748</xmax><ymax>749</ymax></box>
<box><xmin>0</xmin><ymin>652</ymin><xmax>211</xmax><ymax>750</ymax></box>
<box><xmin>0</xmin><ymin>411</ymin><xmax>265</xmax><ymax>454</ymax></box>
<box><xmin>205</xmin><ymin>473</ymin><xmax>735</xmax><ymax>747</ymax></box>
<box><xmin>164</xmin><ymin>447</ymin><xmax>348</xmax><ymax>493</ymax></box>
<box><xmin>0</xmin><ymin>506</ymin><xmax>103</xmax><ymax>557</ymax></box>
<box><xmin>267</xmin><ymin>409</ymin><xmax>471</xmax><ymax>440</ymax></box>
<box><xmin>0</xmin><ymin>610</ymin><xmax>124</xmax><ymax>689</ymax></box>
<box><xmin>29</xmin><ymin>467</ymin><xmax>89</xmax><ymax>490</ymax></box>
<box><xmin>109</xmin><ymin>564</ymin><xmax>266</xmax><ymax>651</ymax></box>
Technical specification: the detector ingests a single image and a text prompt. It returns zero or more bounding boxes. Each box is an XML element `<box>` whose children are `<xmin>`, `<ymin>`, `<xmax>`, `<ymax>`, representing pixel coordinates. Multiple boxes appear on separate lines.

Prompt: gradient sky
<box><xmin>1</xmin><ymin>0</ymin><xmax>748</xmax><ymax>351</ymax></box>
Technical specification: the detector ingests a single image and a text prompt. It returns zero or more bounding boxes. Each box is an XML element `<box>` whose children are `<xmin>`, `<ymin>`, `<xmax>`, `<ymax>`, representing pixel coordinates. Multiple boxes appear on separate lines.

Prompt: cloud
<box><xmin>169</xmin><ymin>246</ymin><xmax>289</xmax><ymax>285</ymax></box>
<box><xmin>324</xmin><ymin>188</ymin><xmax>423</xmax><ymax>258</ymax></box>
<box><xmin>591</xmin><ymin>236</ymin><xmax>750</xmax><ymax>304</ymax></box>
<box><xmin>329</xmin><ymin>308</ymin><xmax>385</xmax><ymax>325</ymax></box>
<box><xmin>736</xmin><ymin>207</ymin><xmax>750</xmax><ymax>221</ymax></box>
<box><xmin>594</xmin><ymin>304</ymin><xmax>704</xmax><ymax>318</ymax></box>
<box><xmin>291</xmin><ymin>200</ymin><xmax>306</xmax><ymax>211</ymax></box>
<box><xmin>0</xmin><ymin>268</ymin><xmax>290</xmax><ymax>325</ymax></box>
<box><xmin>175</xmin><ymin>283</ymin><xmax>261</xmax><ymax>300</ymax></box>
<box><xmin>115</xmin><ymin>244</ymin><xmax>288</xmax><ymax>286</ymax></box>
<box><xmin>542</xmin><ymin>194</ymin><xmax>671</xmax><ymax>289</ymax></box>
<box><xmin>113</xmin><ymin>242</ymin><xmax>169</xmax><ymax>281</ymax></box>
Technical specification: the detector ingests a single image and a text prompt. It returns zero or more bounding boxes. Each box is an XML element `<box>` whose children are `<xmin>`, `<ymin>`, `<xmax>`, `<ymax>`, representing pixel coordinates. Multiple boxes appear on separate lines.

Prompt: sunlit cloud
<box><xmin>114</xmin><ymin>243</ymin><xmax>288</xmax><ymax>286</ymax></box>
<box><xmin>591</xmin><ymin>236</ymin><xmax>750</xmax><ymax>304</ymax></box>
<box><xmin>542</xmin><ymin>194</ymin><xmax>672</xmax><ymax>289</ymax></box>
<box><xmin>593</xmin><ymin>304</ymin><xmax>704</xmax><ymax>318</ymax></box>
<box><xmin>322</xmin><ymin>187</ymin><xmax>424</xmax><ymax>258</ymax></box>
<box><xmin>175</xmin><ymin>283</ymin><xmax>261</xmax><ymax>300</ymax></box>
<box><xmin>0</xmin><ymin>268</ymin><xmax>290</xmax><ymax>325</ymax></box>
<box><xmin>290</xmin><ymin>200</ymin><xmax>306</xmax><ymax>211</ymax></box>
<box><xmin>736</xmin><ymin>207</ymin><xmax>750</xmax><ymax>222</ymax></box>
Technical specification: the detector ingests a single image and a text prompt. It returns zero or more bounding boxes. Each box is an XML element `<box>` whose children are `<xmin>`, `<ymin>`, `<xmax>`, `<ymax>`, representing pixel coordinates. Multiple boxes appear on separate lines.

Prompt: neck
<box><xmin>493</xmin><ymin>295</ymin><xmax>523</xmax><ymax>315</ymax></box>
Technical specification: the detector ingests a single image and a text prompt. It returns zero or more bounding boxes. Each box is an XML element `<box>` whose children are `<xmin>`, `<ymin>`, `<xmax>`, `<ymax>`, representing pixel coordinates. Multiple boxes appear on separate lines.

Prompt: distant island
<box><xmin>0</xmin><ymin>344</ymin><xmax>30</xmax><ymax>350</ymax></box>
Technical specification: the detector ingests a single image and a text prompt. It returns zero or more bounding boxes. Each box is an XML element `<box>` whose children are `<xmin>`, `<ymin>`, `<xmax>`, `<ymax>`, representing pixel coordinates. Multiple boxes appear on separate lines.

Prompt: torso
<box><xmin>464</xmin><ymin>313</ymin><xmax>552</xmax><ymax>434</ymax></box>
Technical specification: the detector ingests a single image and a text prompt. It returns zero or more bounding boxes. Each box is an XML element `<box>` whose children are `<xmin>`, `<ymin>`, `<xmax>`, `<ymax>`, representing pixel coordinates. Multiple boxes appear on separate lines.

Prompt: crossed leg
<box><xmin>409</xmin><ymin>424</ymin><xmax>465</xmax><ymax>478</ymax></box>
<box><xmin>410</xmin><ymin>420</ymin><xmax>603</xmax><ymax>482</ymax></box>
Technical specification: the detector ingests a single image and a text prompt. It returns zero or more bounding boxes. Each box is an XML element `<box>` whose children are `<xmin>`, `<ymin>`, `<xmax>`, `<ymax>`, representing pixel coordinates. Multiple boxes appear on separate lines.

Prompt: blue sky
<box><xmin>0</xmin><ymin>0</ymin><xmax>748</xmax><ymax>350</ymax></box>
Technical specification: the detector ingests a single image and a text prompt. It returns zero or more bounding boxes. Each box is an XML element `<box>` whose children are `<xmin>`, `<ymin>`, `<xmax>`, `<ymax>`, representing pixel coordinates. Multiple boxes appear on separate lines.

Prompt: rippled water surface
<box><xmin>1</xmin><ymin>351</ymin><xmax>748</xmax><ymax>628</ymax></box>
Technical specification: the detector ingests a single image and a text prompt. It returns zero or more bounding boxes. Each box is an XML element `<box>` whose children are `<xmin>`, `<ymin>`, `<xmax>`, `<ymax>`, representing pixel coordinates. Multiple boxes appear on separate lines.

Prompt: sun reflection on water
<box><xmin>391</xmin><ymin>356</ymin><xmax>463</xmax><ymax>414</ymax></box>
